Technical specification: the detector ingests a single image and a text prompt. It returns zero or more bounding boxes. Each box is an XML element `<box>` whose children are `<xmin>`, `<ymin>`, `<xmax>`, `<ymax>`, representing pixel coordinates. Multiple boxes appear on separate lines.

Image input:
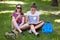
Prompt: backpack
<box><xmin>42</xmin><ymin>22</ymin><xmax>53</xmax><ymax>33</ymax></box>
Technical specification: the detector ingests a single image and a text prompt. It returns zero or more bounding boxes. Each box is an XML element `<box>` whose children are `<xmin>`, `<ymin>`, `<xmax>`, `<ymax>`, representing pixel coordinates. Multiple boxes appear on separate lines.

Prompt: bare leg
<box><xmin>12</xmin><ymin>23</ymin><xmax>15</xmax><ymax>30</ymax></box>
<box><xmin>12</xmin><ymin>18</ymin><xmax>22</xmax><ymax>33</ymax></box>
<box><xmin>35</xmin><ymin>21</ymin><xmax>44</xmax><ymax>29</ymax></box>
<box><xmin>30</xmin><ymin>25</ymin><xmax>39</xmax><ymax>35</ymax></box>
<box><xmin>19</xmin><ymin>23</ymin><xmax>29</xmax><ymax>30</ymax></box>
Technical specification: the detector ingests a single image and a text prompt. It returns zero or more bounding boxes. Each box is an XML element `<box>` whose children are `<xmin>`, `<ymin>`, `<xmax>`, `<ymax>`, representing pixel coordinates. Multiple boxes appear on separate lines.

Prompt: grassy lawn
<box><xmin>0</xmin><ymin>0</ymin><xmax>60</xmax><ymax>40</ymax></box>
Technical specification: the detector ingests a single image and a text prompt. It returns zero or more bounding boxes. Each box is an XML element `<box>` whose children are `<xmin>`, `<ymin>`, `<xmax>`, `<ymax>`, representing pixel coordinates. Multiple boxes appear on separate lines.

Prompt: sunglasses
<box><xmin>17</xmin><ymin>7</ymin><xmax>22</xmax><ymax>9</ymax></box>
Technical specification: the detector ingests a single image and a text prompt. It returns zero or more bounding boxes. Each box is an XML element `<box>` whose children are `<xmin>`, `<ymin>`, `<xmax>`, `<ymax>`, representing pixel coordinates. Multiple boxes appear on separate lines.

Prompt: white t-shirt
<box><xmin>27</xmin><ymin>11</ymin><xmax>40</xmax><ymax>24</ymax></box>
<box><xmin>27</xmin><ymin>11</ymin><xmax>40</xmax><ymax>16</ymax></box>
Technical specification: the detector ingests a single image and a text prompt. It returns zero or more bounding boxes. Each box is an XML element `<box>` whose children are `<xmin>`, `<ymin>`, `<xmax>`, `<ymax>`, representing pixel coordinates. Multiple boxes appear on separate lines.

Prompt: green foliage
<box><xmin>0</xmin><ymin>0</ymin><xmax>60</xmax><ymax>40</ymax></box>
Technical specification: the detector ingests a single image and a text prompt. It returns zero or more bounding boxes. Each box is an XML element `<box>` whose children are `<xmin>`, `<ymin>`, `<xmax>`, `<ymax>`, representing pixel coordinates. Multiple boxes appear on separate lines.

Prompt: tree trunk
<box><xmin>51</xmin><ymin>0</ymin><xmax>58</xmax><ymax>6</ymax></box>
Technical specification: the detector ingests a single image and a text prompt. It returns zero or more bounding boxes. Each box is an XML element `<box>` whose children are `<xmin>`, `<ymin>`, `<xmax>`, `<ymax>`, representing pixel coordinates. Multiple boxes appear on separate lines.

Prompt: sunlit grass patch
<box><xmin>42</xmin><ymin>0</ymin><xmax>51</xmax><ymax>1</ymax></box>
<box><xmin>0</xmin><ymin>10</ymin><xmax>14</xmax><ymax>14</ymax></box>
<box><xmin>54</xmin><ymin>19</ymin><xmax>60</xmax><ymax>23</ymax></box>
<box><xmin>0</xmin><ymin>1</ymin><xmax>26</xmax><ymax>5</ymax></box>
<box><xmin>0</xmin><ymin>0</ymin><xmax>60</xmax><ymax>40</ymax></box>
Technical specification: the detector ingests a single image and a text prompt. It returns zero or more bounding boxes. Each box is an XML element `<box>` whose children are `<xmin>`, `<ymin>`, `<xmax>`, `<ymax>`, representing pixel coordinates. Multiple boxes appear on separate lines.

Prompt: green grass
<box><xmin>0</xmin><ymin>0</ymin><xmax>60</xmax><ymax>40</ymax></box>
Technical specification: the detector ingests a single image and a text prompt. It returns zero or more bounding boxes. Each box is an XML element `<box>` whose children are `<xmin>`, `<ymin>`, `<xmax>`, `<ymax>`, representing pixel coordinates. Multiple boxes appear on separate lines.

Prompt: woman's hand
<box><xmin>16</xmin><ymin>14</ymin><xmax>20</xmax><ymax>21</ymax></box>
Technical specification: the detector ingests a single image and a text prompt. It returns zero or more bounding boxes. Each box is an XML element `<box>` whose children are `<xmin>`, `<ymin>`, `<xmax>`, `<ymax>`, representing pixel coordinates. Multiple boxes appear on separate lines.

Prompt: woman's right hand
<box><xmin>16</xmin><ymin>14</ymin><xmax>20</xmax><ymax>21</ymax></box>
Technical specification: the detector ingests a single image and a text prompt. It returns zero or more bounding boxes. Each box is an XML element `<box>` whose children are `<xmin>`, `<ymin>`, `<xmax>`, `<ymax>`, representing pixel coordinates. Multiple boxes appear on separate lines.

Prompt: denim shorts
<box><xmin>17</xmin><ymin>22</ymin><xmax>21</xmax><ymax>26</ymax></box>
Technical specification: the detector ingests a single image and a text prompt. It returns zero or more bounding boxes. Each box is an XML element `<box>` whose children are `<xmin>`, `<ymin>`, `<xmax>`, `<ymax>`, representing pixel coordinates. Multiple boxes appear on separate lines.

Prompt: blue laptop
<box><xmin>28</xmin><ymin>16</ymin><xmax>38</xmax><ymax>24</ymax></box>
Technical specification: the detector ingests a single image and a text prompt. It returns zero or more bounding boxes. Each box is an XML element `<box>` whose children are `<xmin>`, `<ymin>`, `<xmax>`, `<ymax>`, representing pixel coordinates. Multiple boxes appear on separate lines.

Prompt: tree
<box><xmin>51</xmin><ymin>0</ymin><xmax>58</xmax><ymax>6</ymax></box>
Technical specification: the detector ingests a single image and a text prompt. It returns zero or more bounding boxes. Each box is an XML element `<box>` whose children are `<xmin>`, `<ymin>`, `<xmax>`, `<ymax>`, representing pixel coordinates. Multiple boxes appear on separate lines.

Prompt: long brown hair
<box><xmin>15</xmin><ymin>4</ymin><xmax>24</xmax><ymax>15</ymax></box>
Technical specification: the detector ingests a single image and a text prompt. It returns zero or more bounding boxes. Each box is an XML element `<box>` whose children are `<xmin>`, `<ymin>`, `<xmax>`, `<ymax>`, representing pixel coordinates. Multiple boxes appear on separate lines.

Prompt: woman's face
<box><xmin>16</xmin><ymin>6</ymin><xmax>21</xmax><ymax>12</ymax></box>
<box><xmin>30</xmin><ymin>8</ymin><xmax>36</xmax><ymax>14</ymax></box>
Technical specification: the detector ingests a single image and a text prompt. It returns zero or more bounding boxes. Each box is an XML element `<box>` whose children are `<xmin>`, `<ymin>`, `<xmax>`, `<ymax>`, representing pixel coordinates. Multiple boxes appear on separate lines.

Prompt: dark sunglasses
<box><xmin>17</xmin><ymin>7</ymin><xmax>22</xmax><ymax>9</ymax></box>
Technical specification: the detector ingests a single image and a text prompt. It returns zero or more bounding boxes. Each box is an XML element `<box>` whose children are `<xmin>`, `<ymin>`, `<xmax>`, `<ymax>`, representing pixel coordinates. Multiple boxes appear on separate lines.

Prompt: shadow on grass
<box><xmin>0</xmin><ymin>0</ymin><xmax>60</xmax><ymax>40</ymax></box>
<box><xmin>0</xmin><ymin>0</ymin><xmax>60</xmax><ymax>12</ymax></box>
<box><xmin>0</xmin><ymin>12</ymin><xmax>60</xmax><ymax>40</ymax></box>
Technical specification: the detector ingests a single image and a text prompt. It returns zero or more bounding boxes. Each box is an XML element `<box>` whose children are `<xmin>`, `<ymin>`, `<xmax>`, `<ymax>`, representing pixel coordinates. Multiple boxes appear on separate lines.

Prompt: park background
<box><xmin>0</xmin><ymin>0</ymin><xmax>60</xmax><ymax>40</ymax></box>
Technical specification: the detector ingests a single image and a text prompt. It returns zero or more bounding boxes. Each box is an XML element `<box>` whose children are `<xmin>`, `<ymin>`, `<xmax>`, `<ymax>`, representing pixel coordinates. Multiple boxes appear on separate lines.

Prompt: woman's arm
<box><xmin>38</xmin><ymin>15</ymin><xmax>43</xmax><ymax>23</ymax></box>
<box><xmin>38</xmin><ymin>15</ymin><xmax>40</xmax><ymax>22</ymax></box>
<box><xmin>12</xmin><ymin>12</ymin><xmax>20</xmax><ymax>21</ymax></box>
<box><xmin>25</xmin><ymin>15</ymin><xmax>28</xmax><ymax>23</ymax></box>
<box><xmin>20</xmin><ymin>17</ymin><xmax>24</xmax><ymax>26</ymax></box>
<box><xmin>16</xmin><ymin>14</ymin><xmax>20</xmax><ymax>21</ymax></box>
<box><xmin>37</xmin><ymin>15</ymin><xmax>43</xmax><ymax>23</ymax></box>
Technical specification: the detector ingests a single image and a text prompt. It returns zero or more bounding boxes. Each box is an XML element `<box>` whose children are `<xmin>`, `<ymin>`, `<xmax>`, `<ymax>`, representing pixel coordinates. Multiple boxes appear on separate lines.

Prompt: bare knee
<box><xmin>12</xmin><ymin>18</ymin><xmax>16</xmax><ymax>22</ymax></box>
<box><xmin>25</xmin><ymin>23</ymin><xmax>29</xmax><ymax>27</ymax></box>
<box><xmin>38</xmin><ymin>22</ymin><xmax>44</xmax><ymax>26</ymax></box>
<box><xmin>30</xmin><ymin>25</ymin><xmax>33</xmax><ymax>27</ymax></box>
<box><xmin>41</xmin><ymin>22</ymin><xmax>44</xmax><ymax>24</ymax></box>
<box><xmin>30</xmin><ymin>25</ymin><xmax>34</xmax><ymax>28</ymax></box>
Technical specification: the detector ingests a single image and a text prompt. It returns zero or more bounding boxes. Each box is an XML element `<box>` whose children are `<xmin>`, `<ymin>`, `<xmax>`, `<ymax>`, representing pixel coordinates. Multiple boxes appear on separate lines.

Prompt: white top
<box><xmin>27</xmin><ymin>11</ymin><xmax>40</xmax><ymax>16</ymax></box>
<box><xmin>27</xmin><ymin>11</ymin><xmax>40</xmax><ymax>24</ymax></box>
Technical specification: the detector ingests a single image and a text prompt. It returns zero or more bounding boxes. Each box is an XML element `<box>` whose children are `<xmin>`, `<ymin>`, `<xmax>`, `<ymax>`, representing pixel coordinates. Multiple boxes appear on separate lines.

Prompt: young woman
<box><xmin>26</xmin><ymin>3</ymin><xmax>44</xmax><ymax>36</ymax></box>
<box><xmin>12</xmin><ymin>4</ymin><xmax>29</xmax><ymax>34</ymax></box>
